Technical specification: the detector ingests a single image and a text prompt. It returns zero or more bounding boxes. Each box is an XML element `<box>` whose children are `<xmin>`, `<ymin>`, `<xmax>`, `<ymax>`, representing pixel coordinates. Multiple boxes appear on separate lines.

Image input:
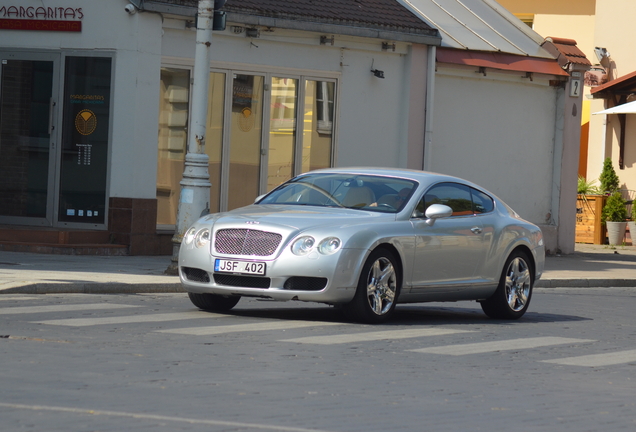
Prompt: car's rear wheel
<box><xmin>480</xmin><ymin>250</ymin><xmax>533</xmax><ymax>319</ymax></box>
<box><xmin>343</xmin><ymin>248</ymin><xmax>400</xmax><ymax>323</ymax></box>
<box><xmin>188</xmin><ymin>292</ymin><xmax>241</xmax><ymax>312</ymax></box>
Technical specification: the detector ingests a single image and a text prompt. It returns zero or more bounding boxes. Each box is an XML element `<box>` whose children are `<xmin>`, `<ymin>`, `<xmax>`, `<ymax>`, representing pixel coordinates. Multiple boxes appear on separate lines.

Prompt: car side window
<box><xmin>417</xmin><ymin>183</ymin><xmax>473</xmax><ymax>216</ymax></box>
<box><xmin>471</xmin><ymin>188</ymin><xmax>494</xmax><ymax>214</ymax></box>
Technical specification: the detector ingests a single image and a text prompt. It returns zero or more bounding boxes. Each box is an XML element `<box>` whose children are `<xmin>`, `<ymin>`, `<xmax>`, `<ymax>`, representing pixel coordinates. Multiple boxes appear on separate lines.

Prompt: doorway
<box><xmin>0</xmin><ymin>52</ymin><xmax>113</xmax><ymax>228</ymax></box>
<box><xmin>0</xmin><ymin>52</ymin><xmax>59</xmax><ymax>225</ymax></box>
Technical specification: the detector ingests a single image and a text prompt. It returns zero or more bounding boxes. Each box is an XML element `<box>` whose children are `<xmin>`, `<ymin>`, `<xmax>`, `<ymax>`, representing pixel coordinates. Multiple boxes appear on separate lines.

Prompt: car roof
<box><xmin>301</xmin><ymin>167</ymin><xmax>467</xmax><ymax>185</ymax></box>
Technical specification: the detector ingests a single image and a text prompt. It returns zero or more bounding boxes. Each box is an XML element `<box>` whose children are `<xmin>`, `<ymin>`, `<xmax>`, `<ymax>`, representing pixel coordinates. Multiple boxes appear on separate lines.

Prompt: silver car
<box><xmin>178</xmin><ymin>168</ymin><xmax>545</xmax><ymax>323</ymax></box>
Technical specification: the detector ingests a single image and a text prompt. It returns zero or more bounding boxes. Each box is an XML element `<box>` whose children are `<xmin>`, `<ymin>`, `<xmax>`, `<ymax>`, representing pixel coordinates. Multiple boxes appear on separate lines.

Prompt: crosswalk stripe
<box><xmin>156</xmin><ymin>320</ymin><xmax>345</xmax><ymax>335</ymax></box>
<box><xmin>541</xmin><ymin>349</ymin><xmax>636</xmax><ymax>367</ymax></box>
<box><xmin>280</xmin><ymin>327</ymin><xmax>475</xmax><ymax>345</ymax></box>
<box><xmin>408</xmin><ymin>337</ymin><xmax>596</xmax><ymax>355</ymax></box>
<box><xmin>32</xmin><ymin>311</ymin><xmax>223</xmax><ymax>327</ymax></box>
<box><xmin>0</xmin><ymin>303</ymin><xmax>139</xmax><ymax>315</ymax></box>
<box><xmin>0</xmin><ymin>296</ymin><xmax>46</xmax><ymax>302</ymax></box>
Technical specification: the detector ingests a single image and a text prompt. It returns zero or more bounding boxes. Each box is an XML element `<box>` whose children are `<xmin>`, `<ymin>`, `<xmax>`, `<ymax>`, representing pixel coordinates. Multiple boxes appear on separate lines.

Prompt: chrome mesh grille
<box><xmin>214</xmin><ymin>229</ymin><xmax>282</xmax><ymax>256</ymax></box>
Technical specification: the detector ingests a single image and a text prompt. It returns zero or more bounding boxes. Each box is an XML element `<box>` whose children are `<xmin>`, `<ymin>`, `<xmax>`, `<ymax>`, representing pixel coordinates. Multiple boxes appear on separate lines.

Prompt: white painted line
<box><xmin>32</xmin><ymin>311</ymin><xmax>224</xmax><ymax>327</ymax></box>
<box><xmin>0</xmin><ymin>303</ymin><xmax>139</xmax><ymax>315</ymax></box>
<box><xmin>281</xmin><ymin>327</ymin><xmax>475</xmax><ymax>345</ymax></box>
<box><xmin>157</xmin><ymin>320</ymin><xmax>345</xmax><ymax>335</ymax></box>
<box><xmin>409</xmin><ymin>337</ymin><xmax>596</xmax><ymax>355</ymax></box>
<box><xmin>0</xmin><ymin>402</ymin><xmax>333</xmax><ymax>432</ymax></box>
<box><xmin>541</xmin><ymin>349</ymin><xmax>636</xmax><ymax>367</ymax></box>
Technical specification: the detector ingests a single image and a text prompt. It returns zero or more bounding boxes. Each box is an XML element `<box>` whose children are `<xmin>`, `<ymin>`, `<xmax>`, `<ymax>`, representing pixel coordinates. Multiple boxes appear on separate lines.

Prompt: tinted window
<box><xmin>471</xmin><ymin>188</ymin><xmax>494</xmax><ymax>214</ymax></box>
<box><xmin>418</xmin><ymin>183</ymin><xmax>473</xmax><ymax>216</ymax></box>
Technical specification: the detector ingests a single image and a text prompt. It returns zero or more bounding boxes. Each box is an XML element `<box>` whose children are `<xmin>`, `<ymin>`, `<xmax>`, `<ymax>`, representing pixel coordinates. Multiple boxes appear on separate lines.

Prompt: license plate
<box><xmin>214</xmin><ymin>259</ymin><xmax>266</xmax><ymax>276</ymax></box>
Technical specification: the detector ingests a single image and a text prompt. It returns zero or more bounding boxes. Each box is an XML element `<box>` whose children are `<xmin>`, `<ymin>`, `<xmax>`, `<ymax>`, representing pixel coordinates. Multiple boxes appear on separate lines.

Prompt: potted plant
<box><xmin>602</xmin><ymin>191</ymin><xmax>628</xmax><ymax>245</ymax></box>
<box><xmin>578</xmin><ymin>175</ymin><xmax>600</xmax><ymax>195</ymax></box>
<box><xmin>629</xmin><ymin>215</ymin><xmax>636</xmax><ymax>246</ymax></box>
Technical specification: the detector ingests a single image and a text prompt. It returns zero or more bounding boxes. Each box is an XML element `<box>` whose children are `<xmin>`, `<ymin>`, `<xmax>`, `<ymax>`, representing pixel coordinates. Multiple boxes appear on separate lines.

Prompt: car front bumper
<box><xmin>178</xmin><ymin>243</ymin><xmax>367</xmax><ymax>304</ymax></box>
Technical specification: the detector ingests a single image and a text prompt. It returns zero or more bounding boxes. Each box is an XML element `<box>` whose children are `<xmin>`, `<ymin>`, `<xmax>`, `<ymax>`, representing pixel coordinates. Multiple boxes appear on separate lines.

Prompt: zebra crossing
<box><xmin>2</xmin><ymin>296</ymin><xmax>634</xmax><ymax>368</ymax></box>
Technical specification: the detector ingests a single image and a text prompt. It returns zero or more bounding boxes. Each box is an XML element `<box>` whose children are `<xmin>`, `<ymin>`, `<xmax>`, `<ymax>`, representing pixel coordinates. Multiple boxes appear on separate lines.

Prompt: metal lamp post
<box><xmin>167</xmin><ymin>0</ymin><xmax>215</xmax><ymax>274</ymax></box>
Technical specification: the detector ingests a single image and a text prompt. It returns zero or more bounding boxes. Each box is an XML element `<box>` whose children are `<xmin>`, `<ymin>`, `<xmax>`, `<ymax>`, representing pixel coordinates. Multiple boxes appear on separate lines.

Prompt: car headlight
<box><xmin>291</xmin><ymin>236</ymin><xmax>342</xmax><ymax>256</ymax></box>
<box><xmin>318</xmin><ymin>237</ymin><xmax>341</xmax><ymax>255</ymax></box>
<box><xmin>291</xmin><ymin>236</ymin><xmax>315</xmax><ymax>256</ymax></box>
<box><xmin>183</xmin><ymin>227</ymin><xmax>197</xmax><ymax>245</ymax></box>
<box><xmin>194</xmin><ymin>228</ymin><xmax>210</xmax><ymax>248</ymax></box>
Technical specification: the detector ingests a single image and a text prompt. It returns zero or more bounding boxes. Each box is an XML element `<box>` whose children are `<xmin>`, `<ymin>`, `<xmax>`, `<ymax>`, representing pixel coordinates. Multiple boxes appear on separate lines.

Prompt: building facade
<box><xmin>0</xmin><ymin>0</ymin><xmax>439</xmax><ymax>254</ymax></box>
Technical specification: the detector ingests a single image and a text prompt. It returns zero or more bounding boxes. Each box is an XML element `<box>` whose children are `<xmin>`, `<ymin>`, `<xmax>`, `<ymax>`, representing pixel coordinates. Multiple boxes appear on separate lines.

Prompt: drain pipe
<box><xmin>423</xmin><ymin>45</ymin><xmax>436</xmax><ymax>171</ymax></box>
<box><xmin>168</xmin><ymin>0</ymin><xmax>214</xmax><ymax>274</ymax></box>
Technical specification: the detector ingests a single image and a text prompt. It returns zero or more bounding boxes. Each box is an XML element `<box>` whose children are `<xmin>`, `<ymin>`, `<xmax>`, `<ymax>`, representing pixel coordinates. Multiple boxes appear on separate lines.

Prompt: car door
<box><xmin>409</xmin><ymin>182</ymin><xmax>489</xmax><ymax>290</ymax></box>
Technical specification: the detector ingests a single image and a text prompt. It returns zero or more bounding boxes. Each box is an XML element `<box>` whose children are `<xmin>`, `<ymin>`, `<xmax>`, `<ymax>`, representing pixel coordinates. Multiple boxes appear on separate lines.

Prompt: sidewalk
<box><xmin>0</xmin><ymin>243</ymin><xmax>635</xmax><ymax>294</ymax></box>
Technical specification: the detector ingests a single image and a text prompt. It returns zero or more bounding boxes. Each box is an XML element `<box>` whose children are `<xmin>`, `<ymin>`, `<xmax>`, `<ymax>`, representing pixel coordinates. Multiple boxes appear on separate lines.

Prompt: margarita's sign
<box><xmin>0</xmin><ymin>5</ymin><xmax>83</xmax><ymax>32</ymax></box>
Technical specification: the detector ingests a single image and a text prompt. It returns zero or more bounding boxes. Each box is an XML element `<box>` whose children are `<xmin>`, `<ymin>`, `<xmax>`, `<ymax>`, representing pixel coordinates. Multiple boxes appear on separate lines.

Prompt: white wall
<box><xmin>431</xmin><ymin>65</ymin><xmax>558</xmax><ymax>226</ymax></box>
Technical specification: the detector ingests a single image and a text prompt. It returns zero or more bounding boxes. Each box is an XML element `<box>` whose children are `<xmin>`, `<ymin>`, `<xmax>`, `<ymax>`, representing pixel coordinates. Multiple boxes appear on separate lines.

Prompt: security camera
<box><xmin>124</xmin><ymin>4</ymin><xmax>137</xmax><ymax>14</ymax></box>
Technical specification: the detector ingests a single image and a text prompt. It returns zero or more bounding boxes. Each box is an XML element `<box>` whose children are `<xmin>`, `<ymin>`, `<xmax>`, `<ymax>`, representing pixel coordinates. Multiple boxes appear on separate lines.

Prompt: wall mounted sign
<box><xmin>0</xmin><ymin>6</ymin><xmax>83</xmax><ymax>32</ymax></box>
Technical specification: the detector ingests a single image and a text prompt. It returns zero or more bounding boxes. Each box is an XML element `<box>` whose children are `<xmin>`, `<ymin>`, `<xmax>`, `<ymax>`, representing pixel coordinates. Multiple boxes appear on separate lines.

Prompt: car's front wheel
<box><xmin>188</xmin><ymin>292</ymin><xmax>241</xmax><ymax>312</ymax></box>
<box><xmin>343</xmin><ymin>248</ymin><xmax>401</xmax><ymax>323</ymax></box>
<box><xmin>480</xmin><ymin>250</ymin><xmax>533</xmax><ymax>319</ymax></box>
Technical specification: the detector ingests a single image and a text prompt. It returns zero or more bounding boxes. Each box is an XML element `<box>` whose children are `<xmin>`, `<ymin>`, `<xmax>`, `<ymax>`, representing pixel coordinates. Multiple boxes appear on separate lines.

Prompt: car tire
<box><xmin>188</xmin><ymin>292</ymin><xmax>241</xmax><ymax>312</ymax></box>
<box><xmin>480</xmin><ymin>250</ymin><xmax>534</xmax><ymax>320</ymax></box>
<box><xmin>343</xmin><ymin>248</ymin><xmax>401</xmax><ymax>324</ymax></box>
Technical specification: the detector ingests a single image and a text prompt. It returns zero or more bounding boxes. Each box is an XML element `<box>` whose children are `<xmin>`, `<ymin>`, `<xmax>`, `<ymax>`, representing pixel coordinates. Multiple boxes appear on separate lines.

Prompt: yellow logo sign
<box><xmin>75</xmin><ymin>109</ymin><xmax>97</xmax><ymax>135</ymax></box>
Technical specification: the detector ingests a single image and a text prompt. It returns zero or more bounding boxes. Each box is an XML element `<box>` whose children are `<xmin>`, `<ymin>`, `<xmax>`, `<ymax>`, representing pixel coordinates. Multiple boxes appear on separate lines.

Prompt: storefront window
<box><xmin>268</xmin><ymin>77</ymin><xmax>297</xmax><ymax>191</ymax></box>
<box><xmin>228</xmin><ymin>74</ymin><xmax>264</xmax><ymax>210</ymax></box>
<box><xmin>58</xmin><ymin>56</ymin><xmax>111</xmax><ymax>224</ymax></box>
<box><xmin>205</xmin><ymin>72</ymin><xmax>225</xmax><ymax>214</ymax></box>
<box><xmin>156</xmin><ymin>68</ymin><xmax>190</xmax><ymax>226</ymax></box>
<box><xmin>302</xmin><ymin>80</ymin><xmax>334</xmax><ymax>172</ymax></box>
<box><xmin>156</xmin><ymin>69</ymin><xmax>336</xmax><ymax>220</ymax></box>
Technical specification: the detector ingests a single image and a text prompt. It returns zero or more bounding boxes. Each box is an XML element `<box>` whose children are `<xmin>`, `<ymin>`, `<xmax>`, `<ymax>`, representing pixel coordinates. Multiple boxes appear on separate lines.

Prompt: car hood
<box><xmin>199</xmin><ymin>204</ymin><xmax>394</xmax><ymax>231</ymax></box>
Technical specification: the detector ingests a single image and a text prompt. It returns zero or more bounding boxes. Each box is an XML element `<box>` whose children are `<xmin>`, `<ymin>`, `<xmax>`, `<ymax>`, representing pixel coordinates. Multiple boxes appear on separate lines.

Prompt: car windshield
<box><xmin>258</xmin><ymin>173</ymin><xmax>418</xmax><ymax>212</ymax></box>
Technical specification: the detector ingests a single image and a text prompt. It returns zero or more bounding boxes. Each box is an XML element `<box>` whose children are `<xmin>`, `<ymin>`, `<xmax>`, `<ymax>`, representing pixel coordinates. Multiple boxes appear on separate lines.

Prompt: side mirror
<box><xmin>424</xmin><ymin>204</ymin><xmax>452</xmax><ymax>226</ymax></box>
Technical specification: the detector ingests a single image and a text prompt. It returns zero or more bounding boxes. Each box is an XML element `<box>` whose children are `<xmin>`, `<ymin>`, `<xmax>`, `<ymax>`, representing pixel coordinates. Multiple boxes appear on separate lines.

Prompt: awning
<box><xmin>593</xmin><ymin>100</ymin><xmax>636</xmax><ymax>115</ymax></box>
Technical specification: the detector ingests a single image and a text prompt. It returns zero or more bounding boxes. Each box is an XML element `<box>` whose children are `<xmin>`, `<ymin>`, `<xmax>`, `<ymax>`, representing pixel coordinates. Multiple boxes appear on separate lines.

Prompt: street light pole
<box><xmin>167</xmin><ymin>0</ymin><xmax>214</xmax><ymax>274</ymax></box>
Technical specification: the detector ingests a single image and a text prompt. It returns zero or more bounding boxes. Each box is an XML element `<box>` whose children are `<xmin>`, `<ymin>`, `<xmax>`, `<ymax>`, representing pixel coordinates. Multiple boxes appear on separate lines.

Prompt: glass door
<box><xmin>0</xmin><ymin>53</ymin><xmax>59</xmax><ymax>225</ymax></box>
<box><xmin>227</xmin><ymin>73</ymin><xmax>264</xmax><ymax>210</ymax></box>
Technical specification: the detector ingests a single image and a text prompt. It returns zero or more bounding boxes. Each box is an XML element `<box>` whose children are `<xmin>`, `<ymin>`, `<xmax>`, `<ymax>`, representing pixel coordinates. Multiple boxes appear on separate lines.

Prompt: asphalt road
<box><xmin>1</xmin><ymin>288</ymin><xmax>635</xmax><ymax>432</ymax></box>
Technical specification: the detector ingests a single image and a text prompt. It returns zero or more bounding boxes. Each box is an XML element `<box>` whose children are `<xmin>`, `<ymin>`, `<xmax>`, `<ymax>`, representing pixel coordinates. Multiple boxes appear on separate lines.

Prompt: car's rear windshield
<box><xmin>258</xmin><ymin>173</ymin><xmax>418</xmax><ymax>213</ymax></box>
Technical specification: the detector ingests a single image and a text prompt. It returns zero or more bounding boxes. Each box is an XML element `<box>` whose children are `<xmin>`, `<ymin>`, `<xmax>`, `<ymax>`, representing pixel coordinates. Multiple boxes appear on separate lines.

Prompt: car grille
<box><xmin>213</xmin><ymin>274</ymin><xmax>271</xmax><ymax>288</ymax></box>
<box><xmin>182</xmin><ymin>267</ymin><xmax>211</xmax><ymax>283</ymax></box>
<box><xmin>214</xmin><ymin>229</ymin><xmax>282</xmax><ymax>256</ymax></box>
<box><xmin>283</xmin><ymin>277</ymin><xmax>328</xmax><ymax>291</ymax></box>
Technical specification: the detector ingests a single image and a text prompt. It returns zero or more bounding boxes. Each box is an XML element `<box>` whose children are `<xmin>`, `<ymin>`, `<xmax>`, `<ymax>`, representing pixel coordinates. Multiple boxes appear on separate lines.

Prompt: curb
<box><xmin>0</xmin><ymin>283</ymin><xmax>185</xmax><ymax>295</ymax></box>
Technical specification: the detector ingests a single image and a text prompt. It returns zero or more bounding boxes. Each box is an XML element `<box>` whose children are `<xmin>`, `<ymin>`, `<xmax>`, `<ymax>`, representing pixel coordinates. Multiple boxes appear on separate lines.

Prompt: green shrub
<box><xmin>599</xmin><ymin>158</ymin><xmax>620</xmax><ymax>194</ymax></box>
<box><xmin>601</xmin><ymin>191</ymin><xmax>628</xmax><ymax>223</ymax></box>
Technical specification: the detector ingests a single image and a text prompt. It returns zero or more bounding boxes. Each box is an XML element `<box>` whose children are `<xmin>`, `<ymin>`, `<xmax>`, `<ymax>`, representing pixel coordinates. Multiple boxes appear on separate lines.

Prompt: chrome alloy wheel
<box><xmin>504</xmin><ymin>256</ymin><xmax>531</xmax><ymax>312</ymax></box>
<box><xmin>366</xmin><ymin>257</ymin><xmax>397</xmax><ymax>316</ymax></box>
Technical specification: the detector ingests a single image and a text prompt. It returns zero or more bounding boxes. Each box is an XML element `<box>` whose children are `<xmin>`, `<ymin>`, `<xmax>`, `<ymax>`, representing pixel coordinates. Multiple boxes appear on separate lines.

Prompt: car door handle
<box><xmin>471</xmin><ymin>227</ymin><xmax>482</xmax><ymax>234</ymax></box>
